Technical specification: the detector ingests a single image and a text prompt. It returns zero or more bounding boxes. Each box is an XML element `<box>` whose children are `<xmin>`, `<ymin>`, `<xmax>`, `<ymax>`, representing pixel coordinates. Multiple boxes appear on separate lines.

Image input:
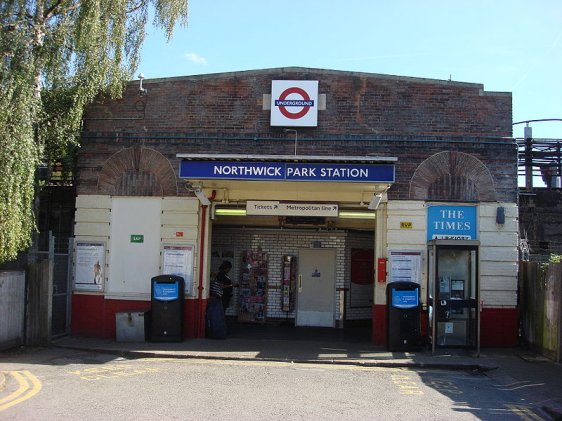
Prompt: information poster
<box><xmin>162</xmin><ymin>245</ymin><xmax>194</xmax><ymax>294</ymax></box>
<box><xmin>389</xmin><ymin>250</ymin><xmax>422</xmax><ymax>284</ymax></box>
<box><xmin>75</xmin><ymin>242</ymin><xmax>105</xmax><ymax>292</ymax></box>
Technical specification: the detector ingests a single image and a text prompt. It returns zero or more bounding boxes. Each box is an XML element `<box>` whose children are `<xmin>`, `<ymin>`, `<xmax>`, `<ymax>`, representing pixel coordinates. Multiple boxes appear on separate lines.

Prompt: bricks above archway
<box><xmin>409</xmin><ymin>151</ymin><xmax>496</xmax><ymax>201</ymax></box>
<box><xmin>97</xmin><ymin>147</ymin><xmax>177</xmax><ymax>196</ymax></box>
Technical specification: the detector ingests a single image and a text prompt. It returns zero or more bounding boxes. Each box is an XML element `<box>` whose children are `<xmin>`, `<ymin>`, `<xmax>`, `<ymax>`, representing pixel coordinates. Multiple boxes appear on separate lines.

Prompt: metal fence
<box><xmin>28</xmin><ymin>233</ymin><xmax>73</xmax><ymax>340</ymax></box>
<box><xmin>519</xmin><ymin>262</ymin><xmax>562</xmax><ymax>362</ymax></box>
<box><xmin>0</xmin><ymin>271</ymin><xmax>26</xmax><ymax>349</ymax></box>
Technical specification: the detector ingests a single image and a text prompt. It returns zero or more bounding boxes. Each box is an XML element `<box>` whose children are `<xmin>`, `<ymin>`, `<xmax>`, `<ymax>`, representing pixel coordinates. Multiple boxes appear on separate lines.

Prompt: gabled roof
<box><xmin>132</xmin><ymin>66</ymin><xmax>508</xmax><ymax>95</ymax></box>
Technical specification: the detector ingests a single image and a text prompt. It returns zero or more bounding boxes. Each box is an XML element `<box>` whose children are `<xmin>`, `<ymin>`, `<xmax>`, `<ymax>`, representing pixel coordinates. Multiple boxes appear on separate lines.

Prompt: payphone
<box><xmin>427</xmin><ymin>240</ymin><xmax>479</xmax><ymax>353</ymax></box>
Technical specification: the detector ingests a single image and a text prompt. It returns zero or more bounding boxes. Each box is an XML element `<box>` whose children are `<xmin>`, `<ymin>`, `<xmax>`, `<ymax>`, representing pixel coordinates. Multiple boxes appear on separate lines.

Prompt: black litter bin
<box><xmin>386</xmin><ymin>281</ymin><xmax>421</xmax><ymax>351</ymax></box>
<box><xmin>150</xmin><ymin>275</ymin><xmax>184</xmax><ymax>342</ymax></box>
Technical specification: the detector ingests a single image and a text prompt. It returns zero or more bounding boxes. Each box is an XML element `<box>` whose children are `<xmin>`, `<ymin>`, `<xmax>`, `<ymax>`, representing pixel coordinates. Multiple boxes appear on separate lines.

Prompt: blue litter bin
<box><xmin>150</xmin><ymin>275</ymin><xmax>184</xmax><ymax>342</ymax></box>
<box><xmin>387</xmin><ymin>281</ymin><xmax>421</xmax><ymax>351</ymax></box>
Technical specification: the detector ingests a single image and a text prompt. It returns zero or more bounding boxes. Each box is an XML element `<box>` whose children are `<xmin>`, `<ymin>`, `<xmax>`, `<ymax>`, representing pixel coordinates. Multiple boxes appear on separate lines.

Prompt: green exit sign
<box><xmin>130</xmin><ymin>234</ymin><xmax>144</xmax><ymax>243</ymax></box>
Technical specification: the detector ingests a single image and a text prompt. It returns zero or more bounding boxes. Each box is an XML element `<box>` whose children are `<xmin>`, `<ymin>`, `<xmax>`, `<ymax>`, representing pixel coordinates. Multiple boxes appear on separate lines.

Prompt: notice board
<box><xmin>388</xmin><ymin>250</ymin><xmax>422</xmax><ymax>284</ymax></box>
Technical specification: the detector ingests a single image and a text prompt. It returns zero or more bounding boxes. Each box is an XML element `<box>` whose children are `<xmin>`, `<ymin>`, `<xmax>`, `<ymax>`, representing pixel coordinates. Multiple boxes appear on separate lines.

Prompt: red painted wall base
<box><xmin>372</xmin><ymin>305</ymin><xmax>387</xmax><ymax>345</ymax></box>
<box><xmin>71</xmin><ymin>293</ymin><xmax>207</xmax><ymax>339</ymax></box>
<box><xmin>372</xmin><ymin>304</ymin><xmax>518</xmax><ymax>348</ymax></box>
<box><xmin>480</xmin><ymin>307</ymin><xmax>519</xmax><ymax>347</ymax></box>
<box><xmin>71</xmin><ymin>295</ymin><xmax>519</xmax><ymax>348</ymax></box>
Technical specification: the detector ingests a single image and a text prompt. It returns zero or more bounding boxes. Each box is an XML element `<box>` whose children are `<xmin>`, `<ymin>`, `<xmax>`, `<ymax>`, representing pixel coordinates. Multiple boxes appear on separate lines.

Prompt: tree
<box><xmin>0</xmin><ymin>1</ymin><xmax>188</xmax><ymax>262</ymax></box>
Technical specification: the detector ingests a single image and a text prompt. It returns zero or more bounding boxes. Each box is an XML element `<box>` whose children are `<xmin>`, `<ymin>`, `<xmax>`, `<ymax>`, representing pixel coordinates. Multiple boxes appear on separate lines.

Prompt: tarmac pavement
<box><xmin>49</xmin><ymin>325</ymin><xmax>562</xmax><ymax>419</ymax></box>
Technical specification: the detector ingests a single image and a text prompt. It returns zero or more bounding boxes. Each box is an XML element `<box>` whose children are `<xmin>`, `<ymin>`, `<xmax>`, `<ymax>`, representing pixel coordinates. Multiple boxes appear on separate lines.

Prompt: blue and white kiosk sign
<box><xmin>180</xmin><ymin>160</ymin><xmax>395</xmax><ymax>183</ymax></box>
<box><xmin>427</xmin><ymin>205</ymin><xmax>477</xmax><ymax>240</ymax></box>
<box><xmin>271</xmin><ymin>80</ymin><xmax>318</xmax><ymax>127</ymax></box>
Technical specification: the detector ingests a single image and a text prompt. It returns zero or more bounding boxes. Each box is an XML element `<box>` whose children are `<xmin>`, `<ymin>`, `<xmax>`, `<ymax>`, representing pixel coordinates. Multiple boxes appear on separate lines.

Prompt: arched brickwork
<box><xmin>409</xmin><ymin>151</ymin><xmax>496</xmax><ymax>201</ymax></box>
<box><xmin>97</xmin><ymin>147</ymin><xmax>177</xmax><ymax>196</ymax></box>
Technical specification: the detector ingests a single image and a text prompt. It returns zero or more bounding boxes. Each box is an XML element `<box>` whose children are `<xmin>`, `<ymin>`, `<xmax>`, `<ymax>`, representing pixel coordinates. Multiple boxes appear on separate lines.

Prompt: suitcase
<box><xmin>205</xmin><ymin>298</ymin><xmax>227</xmax><ymax>339</ymax></box>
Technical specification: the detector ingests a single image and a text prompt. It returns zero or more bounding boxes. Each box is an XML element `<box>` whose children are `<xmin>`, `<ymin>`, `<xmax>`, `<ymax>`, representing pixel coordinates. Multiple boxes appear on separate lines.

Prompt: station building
<box><xmin>72</xmin><ymin>67</ymin><xmax>518</xmax><ymax>348</ymax></box>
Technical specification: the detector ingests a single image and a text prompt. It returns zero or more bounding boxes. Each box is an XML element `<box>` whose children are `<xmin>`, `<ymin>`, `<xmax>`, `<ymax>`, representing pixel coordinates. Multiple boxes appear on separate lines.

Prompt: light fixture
<box><xmin>138</xmin><ymin>73</ymin><xmax>147</xmax><ymax>96</ymax></box>
<box><xmin>496</xmin><ymin>206</ymin><xmax>505</xmax><ymax>225</ymax></box>
<box><xmin>338</xmin><ymin>211</ymin><xmax>376</xmax><ymax>220</ymax></box>
<box><xmin>367</xmin><ymin>193</ymin><xmax>383</xmax><ymax>210</ymax></box>
<box><xmin>214</xmin><ymin>208</ymin><xmax>247</xmax><ymax>216</ymax></box>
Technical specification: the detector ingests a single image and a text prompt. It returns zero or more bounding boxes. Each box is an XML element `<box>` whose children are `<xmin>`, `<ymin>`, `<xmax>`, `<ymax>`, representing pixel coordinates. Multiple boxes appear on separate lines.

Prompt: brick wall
<box><xmin>78</xmin><ymin>67</ymin><xmax>516</xmax><ymax>202</ymax></box>
<box><xmin>84</xmin><ymin>68</ymin><xmax>511</xmax><ymax>137</ymax></box>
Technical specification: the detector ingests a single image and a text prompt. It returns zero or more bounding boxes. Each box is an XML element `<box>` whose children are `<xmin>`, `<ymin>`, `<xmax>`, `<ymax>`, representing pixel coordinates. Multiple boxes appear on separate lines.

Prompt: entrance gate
<box><xmin>29</xmin><ymin>233</ymin><xmax>73</xmax><ymax>338</ymax></box>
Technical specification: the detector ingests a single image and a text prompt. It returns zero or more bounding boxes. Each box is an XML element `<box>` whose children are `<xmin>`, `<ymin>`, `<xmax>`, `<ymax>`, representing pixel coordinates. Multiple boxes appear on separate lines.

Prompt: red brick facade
<box><xmin>80</xmin><ymin>67</ymin><xmax>515</xmax><ymax>202</ymax></box>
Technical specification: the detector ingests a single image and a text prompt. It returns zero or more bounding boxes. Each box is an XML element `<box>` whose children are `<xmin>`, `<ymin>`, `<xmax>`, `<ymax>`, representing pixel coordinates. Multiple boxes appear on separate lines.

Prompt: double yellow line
<box><xmin>505</xmin><ymin>404</ymin><xmax>546</xmax><ymax>421</ymax></box>
<box><xmin>0</xmin><ymin>371</ymin><xmax>42</xmax><ymax>411</ymax></box>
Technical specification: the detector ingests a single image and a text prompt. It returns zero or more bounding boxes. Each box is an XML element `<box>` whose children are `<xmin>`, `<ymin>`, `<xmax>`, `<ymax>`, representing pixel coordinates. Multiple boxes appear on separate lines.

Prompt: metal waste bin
<box><xmin>150</xmin><ymin>275</ymin><xmax>184</xmax><ymax>342</ymax></box>
<box><xmin>387</xmin><ymin>281</ymin><xmax>421</xmax><ymax>351</ymax></box>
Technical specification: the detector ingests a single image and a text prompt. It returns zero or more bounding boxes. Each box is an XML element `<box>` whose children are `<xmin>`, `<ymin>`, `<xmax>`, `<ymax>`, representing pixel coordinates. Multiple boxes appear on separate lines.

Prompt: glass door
<box><xmin>428</xmin><ymin>240</ymin><xmax>479</xmax><ymax>352</ymax></box>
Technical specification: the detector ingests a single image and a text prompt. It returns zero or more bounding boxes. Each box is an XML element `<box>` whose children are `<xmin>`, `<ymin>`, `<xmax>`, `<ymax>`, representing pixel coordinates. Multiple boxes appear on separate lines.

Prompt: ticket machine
<box><xmin>427</xmin><ymin>240</ymin><xmax>479</xmax><ymax>353</ymax></box>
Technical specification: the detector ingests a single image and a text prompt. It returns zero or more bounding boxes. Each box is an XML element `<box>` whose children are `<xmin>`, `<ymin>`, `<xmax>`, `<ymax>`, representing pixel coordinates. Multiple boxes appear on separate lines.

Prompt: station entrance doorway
<box><xmin>210</xmin><ymin>217</ymin><xmax>376</xmax><ymax>341</ymax></box>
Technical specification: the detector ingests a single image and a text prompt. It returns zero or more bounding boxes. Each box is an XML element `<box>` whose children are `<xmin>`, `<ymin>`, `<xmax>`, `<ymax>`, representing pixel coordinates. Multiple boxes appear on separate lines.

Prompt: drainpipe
<box><xmin>196</xmin><ymin>190</ymin><xmax>216</xmax><ymax>337</ymax></box>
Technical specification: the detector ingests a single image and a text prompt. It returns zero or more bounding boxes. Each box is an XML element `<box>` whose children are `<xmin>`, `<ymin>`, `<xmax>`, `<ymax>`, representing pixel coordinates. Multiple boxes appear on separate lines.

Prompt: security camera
<box><xmin>368</xmin><ymin>193</ymin><xmax>383</xmax><ymax>210</ymax></box>
<box><xmin>194</xmin><ymin>188</ymin><xmax>211</xmax><ymax>206</ymax></box>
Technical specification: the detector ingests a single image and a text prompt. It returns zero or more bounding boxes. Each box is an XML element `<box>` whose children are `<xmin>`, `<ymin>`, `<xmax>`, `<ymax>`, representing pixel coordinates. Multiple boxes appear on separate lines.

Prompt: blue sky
<box><xmin>138</xmin><ymin>0</ymin><xmax>562</xmax><ymax>139</ymax></box>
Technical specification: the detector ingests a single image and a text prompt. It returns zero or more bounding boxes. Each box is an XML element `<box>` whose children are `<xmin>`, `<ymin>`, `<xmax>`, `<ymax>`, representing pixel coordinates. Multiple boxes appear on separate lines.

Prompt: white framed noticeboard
<box><xmin>389</xmin><ymin>250</ymin><xmax>422</xmax><ymax>284</ymax></box>
<box><xmin>162</xmin><ymin>244</ymin><xmax>195</xmax><ymax>295</ymax></box>
<box><xmin>74</xmin><ymin>242</ymin><xmax>106</xmax><ymax>292</ymax></box>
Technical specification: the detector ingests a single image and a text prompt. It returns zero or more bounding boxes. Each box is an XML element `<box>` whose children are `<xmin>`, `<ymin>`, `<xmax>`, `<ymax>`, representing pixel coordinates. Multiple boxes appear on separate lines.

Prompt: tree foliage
<box><xmin>0</xmin><ymin>0</ymin><xmax>188</xmax><ymax>262</ymax></box>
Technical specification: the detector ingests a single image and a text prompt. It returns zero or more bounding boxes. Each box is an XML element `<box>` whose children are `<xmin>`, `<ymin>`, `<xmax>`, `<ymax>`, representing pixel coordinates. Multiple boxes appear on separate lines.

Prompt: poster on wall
<box><xmin>389</xmin><ymin>250</ymin><xmax>422</xmax><ymax>284</ymax></box>
<box><xmin>350</xmin><ymin>249</ymin><xmax>374</xmax><ymax>308</ymax></box>
<box><xmin>162</xmin><ymin>245</ymin><xmax>194</xmax><ymax>295</ymax></box>
<box><xmin>74</xmin><ymin>242</ymin><xmax>105</xmax><ymax>292</ymax></box>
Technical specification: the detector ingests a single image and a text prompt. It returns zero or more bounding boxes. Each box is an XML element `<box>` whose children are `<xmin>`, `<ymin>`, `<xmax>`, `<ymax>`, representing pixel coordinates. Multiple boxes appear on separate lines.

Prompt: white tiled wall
<box><xmin>211</xmin><ymin>227</ymin><xmax>374</xmax><ymax>321</ymax></box>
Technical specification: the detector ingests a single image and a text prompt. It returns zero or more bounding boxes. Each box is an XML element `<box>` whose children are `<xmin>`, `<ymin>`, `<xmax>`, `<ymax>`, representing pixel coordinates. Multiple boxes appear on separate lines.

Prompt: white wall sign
<box><xmin>75</xmin><ymin>242</ymin><xmax>105</xmax><ymax>292</ymax></box>
<box><xmin>389</xmin><ymin>250</ymin><xmax>422</xmax><ymax>284</ymax></box>
<box><xmin>162</xmin><ymin>245</ymin><xmax>195</xmax><ymax>295</ymax></box>
<box><xmin>246</xmin><ymin>201</ymin><xmax>338</xmax><ymax>217</ymax></box>
<box><xmin>271</xmin><ymin>80</ymin><xmax>319</xmax><ymax>127</ymax></box>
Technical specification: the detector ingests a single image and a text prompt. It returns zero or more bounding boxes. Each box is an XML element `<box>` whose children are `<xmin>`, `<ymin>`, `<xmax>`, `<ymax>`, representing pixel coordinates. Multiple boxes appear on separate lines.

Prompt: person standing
<box><xmin>207</xmin><ymin>260</ymin><xmax>234</xmax><ymax>339</ymax></box>
<box><xmin>215</xmin><ymin>261</ymin><xmax>234</xmax><ymax>311</ymax></box>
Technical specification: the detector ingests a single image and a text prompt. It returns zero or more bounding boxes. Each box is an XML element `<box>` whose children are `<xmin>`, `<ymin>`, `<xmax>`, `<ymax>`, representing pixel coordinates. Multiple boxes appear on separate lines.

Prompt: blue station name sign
<box><xmin>180</xmin><ymin>160</ymin><xmax>395</xmax><ymax>183</ymax></box>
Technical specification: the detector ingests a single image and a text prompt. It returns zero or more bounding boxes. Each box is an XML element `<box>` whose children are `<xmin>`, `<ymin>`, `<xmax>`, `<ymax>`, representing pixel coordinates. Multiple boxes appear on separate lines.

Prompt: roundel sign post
<box><xmin>270</xmin><ymin>80</ymin><xmax>319</xmax><ymax>127</ymax></box>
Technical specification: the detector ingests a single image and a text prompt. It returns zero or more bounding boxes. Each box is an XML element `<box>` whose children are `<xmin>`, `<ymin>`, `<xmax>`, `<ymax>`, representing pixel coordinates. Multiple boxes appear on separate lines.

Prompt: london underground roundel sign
<box><xmin>271</xmin><ymin>80</ymin><xmax>318</xmax><ymax>127</ymax></box>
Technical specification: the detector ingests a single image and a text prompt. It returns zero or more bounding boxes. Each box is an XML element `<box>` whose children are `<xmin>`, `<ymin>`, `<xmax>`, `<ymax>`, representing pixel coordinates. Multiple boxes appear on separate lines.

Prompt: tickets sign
<box><xmin>246</xmin><ymin>201</ymin><xmax>338</xmax><ymax>217</ymax></box>
<box><xmin>271</xmin><ymin>80</ymin><xmax>318</xmax><ymax>127</ymax></box>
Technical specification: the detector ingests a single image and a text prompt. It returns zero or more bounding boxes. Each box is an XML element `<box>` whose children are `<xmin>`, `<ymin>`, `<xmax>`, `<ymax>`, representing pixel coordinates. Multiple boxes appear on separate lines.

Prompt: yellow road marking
<box><xmin>0</xmin><ymin>371</ymin><xmax>42</xmax><ymax>412</ymax></box>
<box><xmin>505</xmin><ymin>404</ymin><xmax>546</xmax><ymax>421</ymax></box>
